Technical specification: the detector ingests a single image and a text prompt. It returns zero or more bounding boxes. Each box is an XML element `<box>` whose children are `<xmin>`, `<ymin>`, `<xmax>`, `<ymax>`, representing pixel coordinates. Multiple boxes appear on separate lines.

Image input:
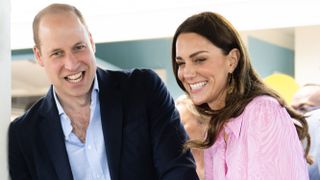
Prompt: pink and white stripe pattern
<box><xmin>204</xmin><ymin>96</ymin><xmax>309</xmax><ymax>180</ymax></box>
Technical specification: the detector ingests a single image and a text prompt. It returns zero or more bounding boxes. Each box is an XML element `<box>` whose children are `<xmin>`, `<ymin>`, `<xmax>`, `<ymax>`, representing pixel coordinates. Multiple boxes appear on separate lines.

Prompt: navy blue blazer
<box><xmin>8</xmin><ymin>68</ymin><xmax>198</xmax><ymax>180</ymax></box>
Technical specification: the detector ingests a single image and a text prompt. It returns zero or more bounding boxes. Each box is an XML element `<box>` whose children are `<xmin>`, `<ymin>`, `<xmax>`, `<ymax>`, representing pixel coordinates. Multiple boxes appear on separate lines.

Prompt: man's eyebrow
<box><xmin>47</xmin><ymin>48</ymin><xmax>62</xmax><ymax>55</ymax></box>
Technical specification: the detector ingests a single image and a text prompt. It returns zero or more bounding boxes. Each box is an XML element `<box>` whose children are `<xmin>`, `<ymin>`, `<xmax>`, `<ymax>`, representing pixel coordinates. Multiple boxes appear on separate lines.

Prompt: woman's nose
<box><xmin>183</xmin><ymin>64</ymin><xmax>196</xmax><ymax>78</ymax></box>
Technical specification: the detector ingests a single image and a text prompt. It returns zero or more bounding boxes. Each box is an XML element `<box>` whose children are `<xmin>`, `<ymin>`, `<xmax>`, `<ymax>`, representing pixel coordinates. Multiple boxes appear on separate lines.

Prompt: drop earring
<box><xmin>227</xmin><ymin>73</ymin><xmax>235</xmax><ymax>94</ymax></box>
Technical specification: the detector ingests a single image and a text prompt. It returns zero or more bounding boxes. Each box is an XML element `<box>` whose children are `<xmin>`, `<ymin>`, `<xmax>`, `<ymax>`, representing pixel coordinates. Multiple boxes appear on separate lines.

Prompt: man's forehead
<box><xmin>293</xmin><ymin>86</ymin><xmax>320</xmax><ymax>104</ymax></box>
<box><xmin>309</xmin><ymin>90</ymin><xmax>320</xmax><ymax>105</ymax></box>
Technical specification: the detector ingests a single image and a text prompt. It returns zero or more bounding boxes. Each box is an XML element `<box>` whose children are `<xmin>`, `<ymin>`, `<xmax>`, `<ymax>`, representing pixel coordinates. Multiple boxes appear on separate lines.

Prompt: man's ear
<box><xmin>33</xmin><ymin>46</ymin><xmax>44</xmax><ymax>67</ymax></box>
<box><xmin>227</xmin><ymin>48</ymin><xmax>240</xmax><ymax>73</ymax></box>
<box><xmin>89</xmin><ymin>32</ymin><xmax>96</xmax><ymax>53</ymax></box>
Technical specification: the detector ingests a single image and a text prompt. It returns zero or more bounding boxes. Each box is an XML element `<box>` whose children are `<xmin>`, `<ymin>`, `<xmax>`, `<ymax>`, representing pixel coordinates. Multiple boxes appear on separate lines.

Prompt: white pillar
<box><xmin>0</xmin><ymin>0</ymin><xmax>11</xmax><ymax>179</ymax></box>
<box><xmin>295</xmin><ymin>25</ymin><xmax>320</xmax><ymax>85</ymax></box>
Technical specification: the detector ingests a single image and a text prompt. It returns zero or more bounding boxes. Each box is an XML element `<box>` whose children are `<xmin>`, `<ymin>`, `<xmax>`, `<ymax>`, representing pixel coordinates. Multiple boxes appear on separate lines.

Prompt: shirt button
<box><xmin>88</xmin><ymin>145</ymin><xmax>92</xmax><ymax>150</ymax></box>
<box><xmin>96</xmin><ymin>174</ymin><xmax>101</xmax><ymax>178</ymax></box>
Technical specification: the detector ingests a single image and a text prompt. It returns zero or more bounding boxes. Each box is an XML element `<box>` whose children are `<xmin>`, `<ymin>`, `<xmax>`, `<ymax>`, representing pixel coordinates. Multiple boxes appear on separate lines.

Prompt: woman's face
<box><xmin>175</xmin><ymin>33</ymin><xmax>238</xmax><ymax>110</ymax></box>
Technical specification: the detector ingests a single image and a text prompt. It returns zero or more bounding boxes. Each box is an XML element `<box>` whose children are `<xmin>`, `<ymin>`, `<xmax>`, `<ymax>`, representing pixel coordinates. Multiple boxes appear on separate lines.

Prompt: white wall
<box><xmin>11</xmin><ymin>0</ymin><xmax>320</xmax><ymax>49</ymax></box>
<box><xmin>295</xmin><ymin>25</ymin><xmax>320</xmax><ymax>86</ymax></box>
<box><xmin>0</xmin><ymin>0</ymin><xmax>11</xmax><ymax>179</ymax></box>
<box><xmin>241</xmin><ymin>28</ymin><xmax>294</xmax><ymax>50</ymax></box>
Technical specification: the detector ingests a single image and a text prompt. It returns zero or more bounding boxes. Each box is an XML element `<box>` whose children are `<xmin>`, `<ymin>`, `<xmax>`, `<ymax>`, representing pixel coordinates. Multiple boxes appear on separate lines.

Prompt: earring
<box><xmin>227</xmin><ymin>73</ymin><xmax>235</xmax><ymax>94</ymax></box>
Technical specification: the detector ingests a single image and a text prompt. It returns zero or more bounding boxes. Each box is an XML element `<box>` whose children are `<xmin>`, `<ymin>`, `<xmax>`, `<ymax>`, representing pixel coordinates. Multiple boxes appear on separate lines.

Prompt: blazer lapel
<box><xmin>97</xmin><ymin>68</ymin><xmax>123</xmax><ymax>180</ymax></box>
<box><xmin>39</xmin><ymin>87</ymin><xmax>73</xmax><ymax>180</ymax></box>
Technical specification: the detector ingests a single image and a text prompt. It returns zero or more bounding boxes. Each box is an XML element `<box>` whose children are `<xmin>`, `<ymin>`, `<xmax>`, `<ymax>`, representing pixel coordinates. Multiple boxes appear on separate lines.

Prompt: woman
<box><xmin>171</xmin><ymin>12</ymin><xmax>310</xmax><ymax>179</ymax></box>
<box><xmin>176</xmin><ymin>94</ymin><xmax>209</xmax><ymax>180</ymax></box>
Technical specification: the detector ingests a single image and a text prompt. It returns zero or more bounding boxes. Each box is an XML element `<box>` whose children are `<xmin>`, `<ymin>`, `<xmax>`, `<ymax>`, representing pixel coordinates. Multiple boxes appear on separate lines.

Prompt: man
<box><xmin>291</xmin><ymin>84</ymin><xmax>320</xmax><ymax>180</ymax></box>
<box><xmin>8</xmin><ymin>3</ymin><xmax>198</xmax><ymax>180</ymax></box>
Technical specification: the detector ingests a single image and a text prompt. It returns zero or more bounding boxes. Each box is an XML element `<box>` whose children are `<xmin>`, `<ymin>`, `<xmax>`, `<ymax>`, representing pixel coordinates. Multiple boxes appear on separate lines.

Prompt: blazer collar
<box><xmin>97</xmin><ymin>67</ymin><xmax>123</xmax><ymax>180</ymax></box>
<box><xmin>38</xmin><ymin>86</ymin><xmax>74</xmax><ymax>180</ymax></box>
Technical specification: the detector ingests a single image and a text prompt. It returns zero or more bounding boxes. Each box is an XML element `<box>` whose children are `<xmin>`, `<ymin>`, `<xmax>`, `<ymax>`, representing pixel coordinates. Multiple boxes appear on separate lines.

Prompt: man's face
<box><xmin>33</xmin><ymin>12</ymin><xmax>96</xmax><ymax>100</ymax></box>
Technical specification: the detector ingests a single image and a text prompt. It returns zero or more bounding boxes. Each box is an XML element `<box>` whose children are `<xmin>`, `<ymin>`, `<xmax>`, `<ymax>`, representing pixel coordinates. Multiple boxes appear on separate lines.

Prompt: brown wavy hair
<box><xmin>171</xmin><ymin>12</ymin><xmax>311</xmax><ymax>163</ymax></box>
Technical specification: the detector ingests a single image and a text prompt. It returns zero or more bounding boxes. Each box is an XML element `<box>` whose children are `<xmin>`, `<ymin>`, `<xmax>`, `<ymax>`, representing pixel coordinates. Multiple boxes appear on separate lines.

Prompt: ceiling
<box><xmin>11</xmin><ymin>0</ymin><xmax>320</xmax><ymax>49</ymax></box>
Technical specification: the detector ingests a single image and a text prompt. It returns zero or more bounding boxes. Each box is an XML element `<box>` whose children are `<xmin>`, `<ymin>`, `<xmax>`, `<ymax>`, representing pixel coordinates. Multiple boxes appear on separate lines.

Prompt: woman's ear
<box><xmin>33</xmin><ymin>46</ymin><xmax>44</xmax><ymax>67</ymax></box>
<box><xmin>227</xmin><ymin>48</ymin><xmax>240</xmax><ymax>73</ymax></box>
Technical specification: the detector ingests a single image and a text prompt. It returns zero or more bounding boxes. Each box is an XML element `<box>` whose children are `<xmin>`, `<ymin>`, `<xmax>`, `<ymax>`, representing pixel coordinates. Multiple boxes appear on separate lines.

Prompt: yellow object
<box><xmin>264</xmin><ymin>73</ymin><xmax>299</xmax><ymax>104</ymax></box>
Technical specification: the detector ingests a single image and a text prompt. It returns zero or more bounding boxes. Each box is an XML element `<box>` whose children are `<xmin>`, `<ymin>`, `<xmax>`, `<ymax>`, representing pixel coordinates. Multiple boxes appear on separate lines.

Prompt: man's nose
<box><xmin>64</xmin><ymin>53</ymin><xmax>79</xmax><ymax>71</ymax></box>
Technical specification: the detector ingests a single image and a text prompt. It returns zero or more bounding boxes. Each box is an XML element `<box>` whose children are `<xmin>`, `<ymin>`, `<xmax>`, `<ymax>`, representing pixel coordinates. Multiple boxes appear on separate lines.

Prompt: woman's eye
<box><xmin>194</xmin><ymin>58</ymin><xmax>206</xmax><ymax>63</ymax></box>
<box><xmin>176</xmin><ymin>61</ymin><xmax>185</xmax><ymax>66</ymax></box>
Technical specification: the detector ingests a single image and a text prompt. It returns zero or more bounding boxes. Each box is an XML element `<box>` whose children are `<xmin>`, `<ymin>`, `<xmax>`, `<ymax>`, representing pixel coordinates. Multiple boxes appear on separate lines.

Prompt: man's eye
<box><xmin>76</xmin><ymin>44</ymin><xmax>86</xmax><ymax>50</ymax></box>
<box><xmin>50</xmin><ymin>51</ymin><xmax>62</xmax><ymax>57</ymax></box>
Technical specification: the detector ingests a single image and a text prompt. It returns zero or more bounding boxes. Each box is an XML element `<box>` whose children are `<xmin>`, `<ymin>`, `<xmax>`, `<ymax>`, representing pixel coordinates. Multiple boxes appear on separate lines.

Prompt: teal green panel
<box><xmin>96</xmin><ymin>39</ymin><xmax>171</xmax><ymax>68</ymax></box>
<box><xmin>12</xmin><ymin>49</ymin><xmax>33</xmax><ymax>55</ymax></box>
<box><xmin>12</xmin><ymin>49</ymin><xmax>34</xmax><ymax>60</ymax></box>
<box><xmin>248</xmin><ymin>37</ymin><xmax>294</xmax><ymax>78</ymax></box>
<box><xmin>95</xmin><ymin>38</ymin><xmax>183</xmax><ymax>99</ymax></box>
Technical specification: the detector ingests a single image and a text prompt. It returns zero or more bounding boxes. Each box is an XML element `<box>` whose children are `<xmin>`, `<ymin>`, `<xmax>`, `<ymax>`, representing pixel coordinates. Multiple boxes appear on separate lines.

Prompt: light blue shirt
<box><xmin>53</xmin><ymin>77</ymin><xmax>111</xmax><ymax>180</ymax></box>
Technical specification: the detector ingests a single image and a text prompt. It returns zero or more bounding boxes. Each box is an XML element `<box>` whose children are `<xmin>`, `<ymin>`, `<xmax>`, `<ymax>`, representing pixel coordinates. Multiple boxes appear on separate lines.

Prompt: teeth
<box><xmin>66</xmin><ymin>72</ymin><xmax>83</xmax><ymax>83</ymax></box>
<box><xmin>190</xmin><ymin>82</ymin><xmax>207</xmax><ymax>90</ymax></box>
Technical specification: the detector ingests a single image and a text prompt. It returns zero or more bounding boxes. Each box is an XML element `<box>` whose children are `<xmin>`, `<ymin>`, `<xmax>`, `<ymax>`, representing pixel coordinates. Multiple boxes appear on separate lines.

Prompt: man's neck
<box><xmin>55</xmin><ymin>90</ymin><xmax>92</xmax><ymax>143</ymax></box>
<box><xmin>55</xmin><ymin>91</ymin><xmax>91</xmax><ymax>112</ymax></box>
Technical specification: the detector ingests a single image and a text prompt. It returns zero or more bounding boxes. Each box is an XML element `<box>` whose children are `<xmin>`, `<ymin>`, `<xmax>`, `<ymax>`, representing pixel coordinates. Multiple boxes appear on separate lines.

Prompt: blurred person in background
<box><xmin>291</xmin><ymin>84</ymin><xmax>320</xmax><ymax>114</ymax></box>
<box><xmin>292</xmin><ymin>84</ymin><xmax>320</xmax><ymax>180</ymax></box>
<box><xmin>176</xmin><ymin>94</ymin><xmax>209</xmax><ymax>180</ymax></box>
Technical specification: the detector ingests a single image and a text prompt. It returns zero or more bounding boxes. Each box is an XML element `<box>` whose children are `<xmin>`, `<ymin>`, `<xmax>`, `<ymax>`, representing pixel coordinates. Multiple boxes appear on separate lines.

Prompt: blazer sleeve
<box><xmin>244</xmin><ymin>96</ymin><xmax>309</xmax><ymax>180</ymax></box>
<box><xmin>143</xmin><ymin>69</ymin><xmax>199</xmax><ymax>180</ymax></box>
<box><xmin>8</xmin><ymin>121</ymin><xmax>32</xmax><ymax>180</ymax></box>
